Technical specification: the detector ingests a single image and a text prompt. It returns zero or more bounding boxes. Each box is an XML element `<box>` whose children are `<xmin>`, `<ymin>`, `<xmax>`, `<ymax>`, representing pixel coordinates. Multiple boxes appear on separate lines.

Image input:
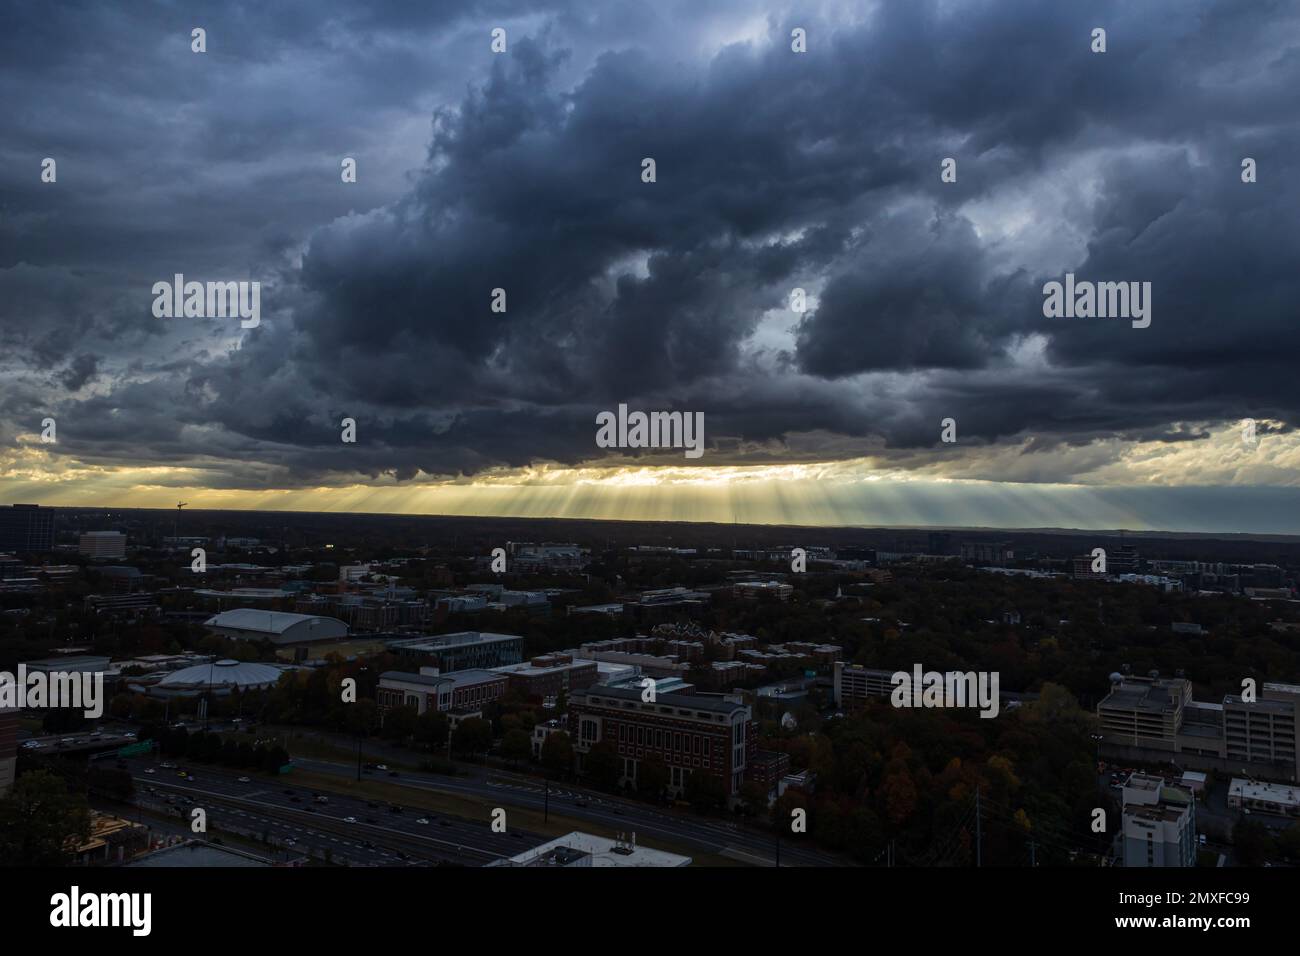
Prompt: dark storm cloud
<box><xmin>2</xmin><ymin>0</ymin><xmax>1299</xmax><ymax>487</ymax></box>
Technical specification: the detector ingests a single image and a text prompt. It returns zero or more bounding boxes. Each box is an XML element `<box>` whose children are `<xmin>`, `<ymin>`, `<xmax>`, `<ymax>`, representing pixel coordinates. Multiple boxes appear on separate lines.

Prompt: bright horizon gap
<box><xmin>6</xmin><ymin>473</ymin><xmax>1300</xmax><ymax>537</ymax></box>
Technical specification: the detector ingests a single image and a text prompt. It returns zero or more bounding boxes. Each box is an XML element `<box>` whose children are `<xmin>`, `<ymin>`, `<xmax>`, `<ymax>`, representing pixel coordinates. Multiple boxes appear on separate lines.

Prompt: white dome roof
<box><xmin>157</xmin><ymin>658</ymin><xmax>283</xmax><ymax>691</ymax></box>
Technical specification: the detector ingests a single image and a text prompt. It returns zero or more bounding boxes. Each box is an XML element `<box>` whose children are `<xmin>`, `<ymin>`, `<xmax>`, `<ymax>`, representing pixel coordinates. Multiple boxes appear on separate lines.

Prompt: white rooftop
<box><xmin>205</xmin><ymin>608</ymin><xmax>336</xmax><ymax>634</ymax></box>
<box><xmin>503</xmin><ymin>831</ymin><xmax>690</xmax><ymax>867</ymax></box>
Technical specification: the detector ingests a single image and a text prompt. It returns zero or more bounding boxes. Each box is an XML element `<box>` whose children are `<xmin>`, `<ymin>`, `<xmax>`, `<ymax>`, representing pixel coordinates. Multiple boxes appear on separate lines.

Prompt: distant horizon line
<box><xmin>9</xmin><ymin>501</ymin><xmax>1300</xmax><ymax>543</ymax></box>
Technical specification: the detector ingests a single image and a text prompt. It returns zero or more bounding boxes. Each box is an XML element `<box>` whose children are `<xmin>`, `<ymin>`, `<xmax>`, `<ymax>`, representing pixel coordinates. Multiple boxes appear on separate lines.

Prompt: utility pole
<box><xmin>975</xmin><ymin>786</ymin><xmax>982</xmax><ymax>868</ymax></box>
<box><xmin>1029</xmin><ymin>839</ymin><xmax>1037</xmax><ymax>867</ymax></box>
<box><xmin>544</xmin><ymin>776</ymin><xmax>549</xmax><ymax>824</ymax></box>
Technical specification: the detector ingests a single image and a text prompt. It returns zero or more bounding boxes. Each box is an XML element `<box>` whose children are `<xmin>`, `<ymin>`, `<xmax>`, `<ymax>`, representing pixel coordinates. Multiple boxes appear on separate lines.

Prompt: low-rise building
<box><xmin>568</xmin><ymin>685</ymin><xmax>753</xmax><ymax>802</ymax></box>
<box><xmin>1227</xmin><ymin>777</ymin><xmax>1300</xmax><ymax>817</ymax></box>
<box><xmin>491</xmin><ymin>653</ymin><xmax>599</xmax><ymax>701</ymax></box>
<box><xmin>491</xmin><ymin>831</ymin><xmax>690</xmax><ymax>867</ymax></box>
<box><xmin>378</xmin><ymin>667</ymin><xmax>507</xmax><ymax>715</ymax></box>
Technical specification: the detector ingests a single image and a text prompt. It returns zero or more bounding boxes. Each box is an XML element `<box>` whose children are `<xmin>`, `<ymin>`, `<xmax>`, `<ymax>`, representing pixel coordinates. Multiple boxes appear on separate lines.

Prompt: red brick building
<box><xmin>568</xmin><ymin>685</ymin><xmax>754</xmax><ymax>802</ymax></box>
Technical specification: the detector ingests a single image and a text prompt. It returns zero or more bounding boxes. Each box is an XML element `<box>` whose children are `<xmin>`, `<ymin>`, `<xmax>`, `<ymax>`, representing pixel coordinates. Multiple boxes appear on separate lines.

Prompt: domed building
<box><xmin>150</xmin><ymin>659</ymin><xmax>286</xmax><ymax>698</ymax></box>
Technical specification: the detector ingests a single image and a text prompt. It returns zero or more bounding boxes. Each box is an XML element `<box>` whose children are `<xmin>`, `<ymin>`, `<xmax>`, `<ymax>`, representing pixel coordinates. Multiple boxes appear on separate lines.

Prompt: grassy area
<box><xmin>288</xmin><ymin>768</ymin><xmax>748</xmax><ymax>866</ymax></box>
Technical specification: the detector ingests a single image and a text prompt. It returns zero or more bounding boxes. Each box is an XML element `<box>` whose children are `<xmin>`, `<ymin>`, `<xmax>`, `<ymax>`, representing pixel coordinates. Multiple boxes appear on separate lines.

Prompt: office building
<box><xmin>79</xmin><ymin>531</ymin><xmax>126</xmax><ymax>559</ymax></box>
<box><xmin>1223</xmin><ymin>682</ymin><xmax>1300</xmax><ymax>775</ymax></box>
<box><xmin>0</xmin><ymin>699</ymin><xmax>17</xmax><ymax>797</ymax></box>
<box><xmin>387</xmin><ymin>631</ymin><xmax>524</xmax><ymax>672</ymax></box>
<box><xmin>0</xmin><ymin>504</ymin><xmax>54</xmax><ymax>553</ymax></box>
<box><xmin>1098</xmin><ymin>672</ymin><xmax>1300</xmax><ymax>781</ymax></box>
<box><xmin>491</xmin><ymin>653</ymin><xmax>599</xmax><ymax>700</ymax></box>
<box><xmin>568</xmin><ymin>685</ymin><xmax>753</xmax><ymax>801</ymax></box>
<box><xmin>377</xmin><ymin>667</ymin><xmax>507</xmax><ymax>715</ymax></box>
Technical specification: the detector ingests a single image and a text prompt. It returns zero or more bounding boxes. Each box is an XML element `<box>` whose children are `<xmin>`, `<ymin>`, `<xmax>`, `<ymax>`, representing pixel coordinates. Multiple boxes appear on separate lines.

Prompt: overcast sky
<box><xmin>2</xmin><ymin>0</ymin><xmax>1299</xmax><ymax>532</ymax></box>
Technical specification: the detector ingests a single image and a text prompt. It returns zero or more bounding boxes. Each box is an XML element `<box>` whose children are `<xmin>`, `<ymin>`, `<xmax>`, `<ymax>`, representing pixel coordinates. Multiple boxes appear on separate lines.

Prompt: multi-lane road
<box><xmin>112</xmin><ymin>747</ymin><xmax>846</xmax><ymax>866</ymax></box>
<box><xmin>121</xmin><ymin>756</ymin><xmax>544</xmax><ymax>866</ymax></box>
<box><xmin>295</xmin><ymin>756</ymin><xmax>846</xmax><ymax>866</ymax></box>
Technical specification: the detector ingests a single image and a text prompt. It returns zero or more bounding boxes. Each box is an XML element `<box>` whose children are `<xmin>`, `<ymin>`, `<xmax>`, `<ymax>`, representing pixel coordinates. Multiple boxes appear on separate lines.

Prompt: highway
<box><xmin>296</xmin><ymin>757</ymin><xmax>846</xmax><ymax>866</ymax></box>
<box><xmin>121</xmin><ymin>755</ymin><xmax>546</xmax><ymax>866</ymax></box>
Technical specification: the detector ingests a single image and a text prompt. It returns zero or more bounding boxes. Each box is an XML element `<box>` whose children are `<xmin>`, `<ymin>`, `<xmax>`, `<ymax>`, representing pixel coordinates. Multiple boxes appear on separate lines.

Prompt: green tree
<box><xmin>684</xmin><ymin>771</ymin><xmax>728</xmax><ymax>813</ymax></box>
<box><xmin>637</xmin><ymin>756</ymin><xmax>669</xmax><ymax>800</ymax></box>
<box><xmin>0</xmin><ymin>770</ymin><xmax>92</xmax><ymax>866</ymax></box>
<box><xmin>382</xmin><ymin>705</ymin><xmax>418</xmax><ymax>742</ymax></box>
<box><xmin>415</xmin><ymin>710</ymin><xmax>451</xmax><ymax>750</ymax></box>
<box><xmin>451</xmin><ymin>717</ymin><xmax>492</xmax><ymax>758</ymax></box>
<box><xmin>584</xmin><ymin>739</ymin><xmax>621</xmax><ymax>791</ymax></box>
<box><xmin>540</xmin><ymin>731</ymin><xmax>574</xmax><ymax>777</ymax></box>
<box><xmin>501</xmin><ymin>729</ymin><xmax>531</xmax><ymax>767</ymax></box>
<box><xmin>1232</xmin><ymin>819</ymin><xmax>1274</xmax><ymax>866</ymax></box>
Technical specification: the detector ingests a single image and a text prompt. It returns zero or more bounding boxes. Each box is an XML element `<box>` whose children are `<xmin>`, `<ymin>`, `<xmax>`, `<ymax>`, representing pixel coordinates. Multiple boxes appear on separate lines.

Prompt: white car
<box><xmin>237</xmin><ymin>777</ymin><xmax>250</xmax><ymax>783</ymax></box>
<box><xmin>144</xmin><ymin>768</ymin><xmax>156</xmax><ymax>775</ymax></box>
<box><xmin>343</xmin><ymin>816</ymin><xmax>358</xmax><ymax>824</ymax></box>
<box><xmin>416</xmin><ymin>818</ymin><xmax>430</xmax><ymax>825</ymax></box>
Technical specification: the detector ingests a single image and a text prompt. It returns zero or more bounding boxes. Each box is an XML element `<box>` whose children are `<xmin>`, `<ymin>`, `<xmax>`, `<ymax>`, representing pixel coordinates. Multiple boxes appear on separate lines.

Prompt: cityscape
<box><xmin>2</xmin><ymin>0</ymin><xmax>1295</xmax><ymax>937</ymax></box>
<box><xmin>2</xmin><ymin>504</ymin><xmax>1298</xmax><ymax>877</ymax></box>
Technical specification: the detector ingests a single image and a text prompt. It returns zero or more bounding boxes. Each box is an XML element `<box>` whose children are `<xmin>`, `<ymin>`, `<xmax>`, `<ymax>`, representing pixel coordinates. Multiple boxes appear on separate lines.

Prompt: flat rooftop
<box><xmin>1100</xmin><ymin>682</ymin><xmax>1182</xmax><ymax>714</ymax></box>
<box><xmin>500</xmin><ymin>831</ymin><xmax>690</xmax><ymax>867</ymax></box>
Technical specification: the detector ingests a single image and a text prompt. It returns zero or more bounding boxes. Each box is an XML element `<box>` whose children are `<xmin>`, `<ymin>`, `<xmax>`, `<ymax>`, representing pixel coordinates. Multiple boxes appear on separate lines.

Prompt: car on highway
<box><xmin>237</xmin><ymin>777</ymin><xmax>250</xmax><ymax>783</ymax></box>
<box><xmin>574</xmin><ymin>798</ymin><xmax>587</xmax><ymax>808</ymax></box>
<box><xmin>343</xmin><ymin>816</ymin><xmax>358</xmax><ymax>824</ymax></box>
<box><xmin>144</xmin><ymin>768</ymin><xmax>155</xmax><ymax>775</ymax></box>
<box><xmin>374</xmin><ymin>764</ymin><xmax>388</xmax><ymax>771</ymax></box>
<box><xmin>161</xmin><ymin>762</ymin><xmax>176</xmax><ymax>769</ymax></box>
<box><xmin>416</xmin><ymin>818</ymin><xmax>430</xmax><ymax>825</ymax></box>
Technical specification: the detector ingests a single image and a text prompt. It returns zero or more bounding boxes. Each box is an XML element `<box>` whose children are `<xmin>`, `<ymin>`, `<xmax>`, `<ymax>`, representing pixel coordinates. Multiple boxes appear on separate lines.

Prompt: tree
<box><xmin>684</xmin><ymin>771</ymin><xmax>728</xmax><ymax>813</ymax></box>
<box><xmin>540</xmin><ymin>731</ymin><xmax>574</xmax><ymax>777</ymax></box>
<box><xmin>584</xmin><ymin>739</ymin><xmax>621</xmax><ymax>791</ymax></box>
<box><xmin>637</xmin><ymin>756</ymin><xmax>669</xmax><ymax>800</ymax></box>
<box><xmin>451</xmin><ymin>718</ymin><xmax>492</xmax><ymax>758</ymax></box>
<box><xmin>414</xmin><ymin>710</ymin><xmax>450</xmax><ymax>751</ymax></box>
<box><xmin>501</xmin><ymin>729</ymin><xmax>531</xmax><ymax>767</ymax></box>
<box><xmin>381</xmin><ymin>705</ymin><xmax>417</xmax><ymax>742</ymax></box>
<box><xmin>0</xmin><ymin>770</ymin><xmax>91</xmax><ymax>866</ymax></box>
<box><xmin>1232</xmin><ymin>819</ymin><xmax>1274</xmax><ymax>866</ymax></box>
